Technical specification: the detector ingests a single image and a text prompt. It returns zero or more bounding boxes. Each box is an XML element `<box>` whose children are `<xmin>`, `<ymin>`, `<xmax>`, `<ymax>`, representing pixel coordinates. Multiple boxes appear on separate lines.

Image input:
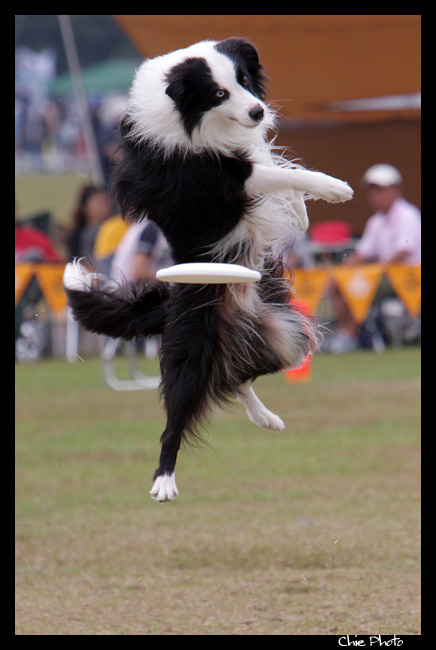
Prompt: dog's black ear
<box><xmin>165</xmin><ymin>58</ymin><xmax>216</xmax><ymax>137</ymax></box>
<box><xmin>165</xmin><ymin>74</ymin><xmax>183</xmax><ymax>102</ymax></box>
<box><xmin>215</xmin><ymin>37</ymin><xmax>267</xmax><ymax>100</ymax></box>
<box><xmin>165</xmin><ymin>58</ymin><xmax>196</xmax><ymax>102</ymax></box>
<box><xmin>120</xmin><ymin>113</ymin><xmax>133</xmax><ymax>137</ymax></box>
<box><xmin>165</xmin><ymin>57</ymin><xmax>211</xmax><ymax>102</ymax></box>
<box><xmin>217</xmin><ymin>37</ymin><xmax>260</xmax><ymax>63</ymax></box>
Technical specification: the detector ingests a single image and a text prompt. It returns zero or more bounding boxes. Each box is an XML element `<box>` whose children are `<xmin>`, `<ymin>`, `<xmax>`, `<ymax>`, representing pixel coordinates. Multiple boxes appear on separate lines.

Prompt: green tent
<box><xmin>49</xmin><ymin>57</ymin><xmax>141</xmax><ymax>95</ymax></box>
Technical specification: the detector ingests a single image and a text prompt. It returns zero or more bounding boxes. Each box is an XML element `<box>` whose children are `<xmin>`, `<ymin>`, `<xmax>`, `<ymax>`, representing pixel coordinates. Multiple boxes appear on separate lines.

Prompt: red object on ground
<box><xmin>284</xmin><ymin>353</ymin><xmax>312</xmax><ymax>383</ymax></box>
<box><xmin>284</xmin><ymin>300</ymin><xmax>313</xmax><ymax>383</ymax></box>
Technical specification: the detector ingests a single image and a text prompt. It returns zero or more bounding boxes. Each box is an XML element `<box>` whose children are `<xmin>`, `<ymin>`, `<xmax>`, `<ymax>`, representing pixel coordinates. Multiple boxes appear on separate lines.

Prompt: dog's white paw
<box><xmin>150</xmin><ymin>473</ymin><xmax>179</xmax><ymax>502</ymax></box>
<box><xmin>249</xmin><ymin>407</ymin><xmax>285</xmax><ymax>431</ymax></box>
<box><xmin>311</xmin><ymin>176</ymin><xmax>354</xmax><ymax>203</ymax></box>
<box><xmin>238</xmin><ymin>384</ymin><xmax>285</xmax><ymax>432</ymax></box>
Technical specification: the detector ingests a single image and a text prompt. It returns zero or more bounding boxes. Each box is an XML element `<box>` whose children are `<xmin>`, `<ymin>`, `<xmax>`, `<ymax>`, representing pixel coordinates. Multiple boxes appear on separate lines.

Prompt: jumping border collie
<box><xmin>64</xmin><ymin>38</ymin><xmax>353</xmax><ymax>502</ymax></box>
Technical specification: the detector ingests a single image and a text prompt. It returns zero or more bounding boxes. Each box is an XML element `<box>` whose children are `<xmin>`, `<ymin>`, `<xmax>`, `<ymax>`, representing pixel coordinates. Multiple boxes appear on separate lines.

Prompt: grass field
<box><xmin>15</xmin><ymin>348</ymin><xmax>421</xmax><ymax>635</ymax></box>
<box><xmin>15</xmin><ymin>173</ymin><xmax>92</xmax><ymax>226</ymax></box>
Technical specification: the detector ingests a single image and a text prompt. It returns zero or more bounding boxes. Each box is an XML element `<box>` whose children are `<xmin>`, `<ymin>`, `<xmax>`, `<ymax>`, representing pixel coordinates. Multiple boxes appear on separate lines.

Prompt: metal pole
<box><xmin>57</xmin><ymin>15</ymin><xmax>104</xmax><ymax>185</ymax></box>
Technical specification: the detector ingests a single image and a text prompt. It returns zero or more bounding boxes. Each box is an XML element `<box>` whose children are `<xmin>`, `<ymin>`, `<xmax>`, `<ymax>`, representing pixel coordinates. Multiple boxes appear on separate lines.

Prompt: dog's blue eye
<box><xmin>215</xmin><ymin>89</ymin><xmax>226</xmax><ymax>98</ymax></box>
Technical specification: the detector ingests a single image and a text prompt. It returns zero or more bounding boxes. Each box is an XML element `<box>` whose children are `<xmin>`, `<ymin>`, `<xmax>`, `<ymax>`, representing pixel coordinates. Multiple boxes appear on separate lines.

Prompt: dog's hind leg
<box><xmin>149</xmin><ymin>394</ymin><xmax>193</xmax><ymax>502</ymax></box>
<box><xmin>149</xmin><ymin>423</ymin><xmax>181</xmax><ymax>502</ymax></box>
<box><xmin>149</xmin><ymin>389</ymin><xmax>209</xmax><ymax>502</ymax></box>
<box><xmin>237</xmin><ymin>381</ymin><xmax>285</xmax><ymax>431</ymax></box>
<box><xmin>150</xmin><ymin>301</ymin><xmax>220</xmax><ymax>502</ymax></box>
<box><xmin>150</xmin><ymin>388</ymin><xmax>206</xmax><ymax>502</ymax></box>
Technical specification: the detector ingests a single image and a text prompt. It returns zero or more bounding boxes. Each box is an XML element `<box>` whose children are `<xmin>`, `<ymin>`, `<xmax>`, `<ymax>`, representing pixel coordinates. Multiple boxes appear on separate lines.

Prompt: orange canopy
<box><xmin>114</xmin><ymin>14</ymin><xmax>421</xmax><ymax>123</ymax></box>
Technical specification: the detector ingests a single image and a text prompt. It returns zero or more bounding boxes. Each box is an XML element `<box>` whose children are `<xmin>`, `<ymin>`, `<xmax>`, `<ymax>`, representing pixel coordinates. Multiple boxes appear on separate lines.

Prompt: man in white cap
<box><xmin>346</xmin><ymin>163</ymin><xmax>421</xmax><ymax>265</ymax></box>
<box><xmin>327</xmin><ymin>164</ymin><xmax>420</xmax><ymax>352</ymax></box>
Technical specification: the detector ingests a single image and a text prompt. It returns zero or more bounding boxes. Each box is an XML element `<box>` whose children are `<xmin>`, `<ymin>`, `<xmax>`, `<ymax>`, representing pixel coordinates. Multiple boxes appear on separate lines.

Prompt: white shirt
<box><xmin>356</xmin><ymin>197</ymin><xmax>421</xmax><ymax>264</ymax></box>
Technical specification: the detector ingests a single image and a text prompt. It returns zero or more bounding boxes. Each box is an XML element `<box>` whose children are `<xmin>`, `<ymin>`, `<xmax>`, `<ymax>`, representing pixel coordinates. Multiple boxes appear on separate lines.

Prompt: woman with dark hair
<box><xmin>67</xmin><ymin>184</ymin><xmax>111</xmax><ymax>263</ymax></box>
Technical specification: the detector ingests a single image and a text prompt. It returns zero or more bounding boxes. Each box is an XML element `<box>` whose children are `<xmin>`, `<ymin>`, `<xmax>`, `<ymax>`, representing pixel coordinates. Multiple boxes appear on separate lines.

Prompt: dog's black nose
<box><xmin>249</xmin><ymin>105</ymin><xmax>264</xmax><ymax>123</ymax></box>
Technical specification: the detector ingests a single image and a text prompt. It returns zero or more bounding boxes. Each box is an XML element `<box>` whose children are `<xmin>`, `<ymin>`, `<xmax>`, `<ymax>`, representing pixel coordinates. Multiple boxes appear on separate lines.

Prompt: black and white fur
<box><xmin>64</xmin><ymin>38</ymin><xmax>353</xmax><ymax>502</ymax></box>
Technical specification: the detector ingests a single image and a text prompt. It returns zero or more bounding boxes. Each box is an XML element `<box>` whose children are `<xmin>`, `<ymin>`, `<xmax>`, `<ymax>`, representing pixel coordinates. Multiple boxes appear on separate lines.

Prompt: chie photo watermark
<box><xmin>338</xmin><ymin>637</ymin><xmax>404</xmax><ymax>647</ymax></box>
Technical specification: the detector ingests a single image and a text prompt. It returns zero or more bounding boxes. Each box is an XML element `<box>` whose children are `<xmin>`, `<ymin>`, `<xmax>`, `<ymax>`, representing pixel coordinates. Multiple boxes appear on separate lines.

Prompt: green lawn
<box><xmin>15</xmin><ymin>173</ymin><xmax>92</xmax><ymax>225</ymax></box>
<box><xmin>15</xmin><ymin>348</ymin><xmax>421</xmax><ymax>635</ymax></box>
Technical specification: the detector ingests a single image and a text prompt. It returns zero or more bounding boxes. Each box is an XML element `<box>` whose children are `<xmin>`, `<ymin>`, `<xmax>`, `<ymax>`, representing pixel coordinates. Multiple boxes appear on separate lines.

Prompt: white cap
<box><xmin>362</xmin><ymin>164</ymin><xmax>402</xmax><ymax>187</ymax></box>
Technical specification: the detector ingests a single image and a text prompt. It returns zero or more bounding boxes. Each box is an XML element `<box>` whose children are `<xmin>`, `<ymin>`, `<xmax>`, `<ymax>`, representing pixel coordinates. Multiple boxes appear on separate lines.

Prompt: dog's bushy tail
<box><xmin>63</xmin><ymin>260</ymin><xmax>169</xmax><ymax>340</ymax></box>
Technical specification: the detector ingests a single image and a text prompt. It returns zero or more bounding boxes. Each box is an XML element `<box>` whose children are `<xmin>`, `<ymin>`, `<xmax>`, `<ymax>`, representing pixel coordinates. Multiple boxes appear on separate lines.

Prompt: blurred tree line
<box><xmin>15</xmin><ymin>15</ymin><xmax>139</xmax><ymax>74</ymax></box>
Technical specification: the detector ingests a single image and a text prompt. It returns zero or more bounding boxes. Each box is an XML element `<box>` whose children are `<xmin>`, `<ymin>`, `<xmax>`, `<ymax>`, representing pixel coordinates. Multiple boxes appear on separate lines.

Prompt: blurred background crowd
<box><xmin>15</xmin><ymin>15</ymin><xmax>421</xmax><ymax>362</ymax></box>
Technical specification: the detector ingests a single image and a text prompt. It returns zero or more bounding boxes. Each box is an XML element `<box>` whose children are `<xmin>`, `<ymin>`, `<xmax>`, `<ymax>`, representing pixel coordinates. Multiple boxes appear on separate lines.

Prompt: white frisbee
<box><xmin>156</xmin><ymin>262</ymin><xmax>261</xmax><ymax>284</ymax></box>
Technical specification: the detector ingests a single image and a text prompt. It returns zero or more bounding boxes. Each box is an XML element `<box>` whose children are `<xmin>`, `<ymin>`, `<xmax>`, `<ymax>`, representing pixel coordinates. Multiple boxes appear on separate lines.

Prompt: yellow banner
<box><xmin>15</xmin><ymin>263</ymin><xmax>35</xmax><ymax>305</ymax></box>
<box><xmin>34</xmin><ymin>265</ymin><xmax>67</xmax><ymax>314</ymax></box>
<box><xmin>332</xmin><ymin>264</ymin><xmax>385</xmax><ymax>324</ymax></box>
<box><xmin>291</xmin><ymin>268</ymin><xmax>330</xmax><ymax>313</ymax></box>
<box><xmin>385</xmin><ymin>264</ymin><xmax>421</xmax><ymax>317</ymax></box>
<box><xmin>14</xmin><ymin>263</ymin><xmax>421</xmax><ymax>323</ymax></box>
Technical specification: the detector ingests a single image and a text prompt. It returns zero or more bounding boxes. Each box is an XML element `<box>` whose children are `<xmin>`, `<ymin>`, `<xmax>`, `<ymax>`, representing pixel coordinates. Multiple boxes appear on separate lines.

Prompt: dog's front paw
<box><xmin>311</xmin><ymin>176</ymin><xmax>354</xmax><ymax>203</ymax></box>
<box><xmin>150</xmin><ymin>473</ymin><xmax>179</xmax><ymax>502</ymax></box>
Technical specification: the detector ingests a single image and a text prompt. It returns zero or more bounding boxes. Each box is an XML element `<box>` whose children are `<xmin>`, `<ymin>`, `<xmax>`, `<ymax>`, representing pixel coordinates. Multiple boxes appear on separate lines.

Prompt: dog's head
<box><xmin>165</xmin><ymin>38</ymin><xmax>267</xmax><ymax>134</ymax></box>
<box><xmin>124</xmin><ymin>38</ymin><xmax>273</xmax><ymax>152</ymax></box>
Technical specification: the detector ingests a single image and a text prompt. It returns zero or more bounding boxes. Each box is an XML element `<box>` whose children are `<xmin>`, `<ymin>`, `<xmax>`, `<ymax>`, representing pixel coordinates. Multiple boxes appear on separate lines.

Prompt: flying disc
<box><xmin>156</xmin><ymin>262</ymin><xmax>261</xmax><ymax>284</ymax></box>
